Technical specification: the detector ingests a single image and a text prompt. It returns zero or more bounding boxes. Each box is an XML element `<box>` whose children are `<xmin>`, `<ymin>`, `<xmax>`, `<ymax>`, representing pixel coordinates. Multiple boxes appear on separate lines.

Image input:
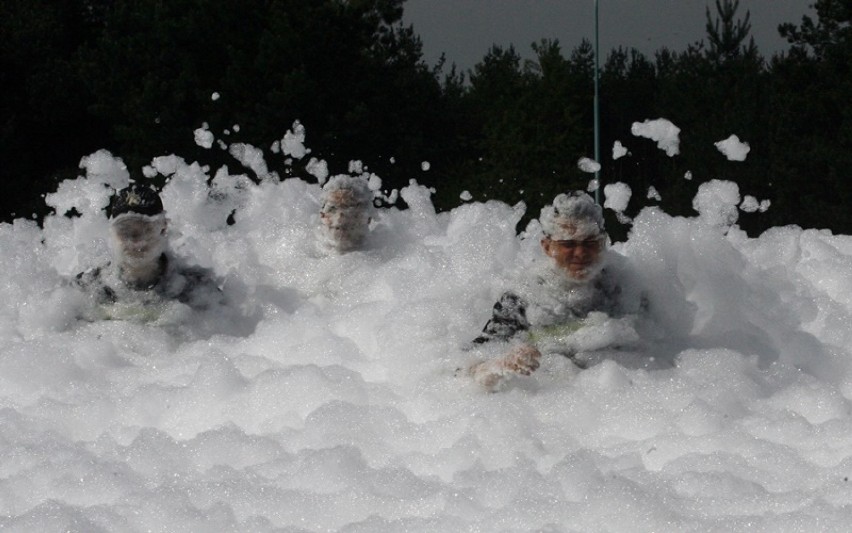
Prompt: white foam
<box><xmin>194</xmin><ymin>124</ymin><xmax>214</xmax><ymax>149</ymax></box>
<box><xmin>281</xmin><ymin>120</ymin><xmax>307</xmax><ymax>159</ymax></box>
<box><xmin>715</xmin><ymin>134</ymin><xmax>751</xmax><ymax>161</ymax></box>
<box><xmin>692</xmin><ymin>179</ymin><xmax>741</xmax><ymax>227</ymax></box>
<box><xmin>604</xmin><ymin>182</ymin><xmax>632</xmax><ymax>214</ymax></box>
<box><xmin>612</xmin><ymin>140</ymin><xmax>629</xmax><ymax>160</ymax></box>
<box><xmin>2</xmin><ymin>129</ymin><xmax>851</xmax><ymax>531</ymax></box>
<box><xmin>578</xmin><ymin>157</ymin><xmax>601</xmax><ymax>173</ymax></box>
<box><xmin>631</xmin><ymin>118</ymin><xmax>681</xmax><ymax>156</ymax></box>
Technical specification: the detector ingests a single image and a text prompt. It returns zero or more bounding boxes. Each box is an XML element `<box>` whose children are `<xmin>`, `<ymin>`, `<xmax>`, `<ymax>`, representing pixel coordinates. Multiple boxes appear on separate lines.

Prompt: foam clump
<box><xmin>282</xmin><ymin>120</ymin><xmax>307</xmax><ymax>159</ymax></box>
<box><xmin>631</xmin><ymin>118</ymin><xmax>681</xmax><ymax>156</ymax></box>
<box><xmin>194</xmin><ymin>123</ymin><xmax>215</xmax><ymax>149</ymax></box>
<box><xmin>604</xmin><ymin>182</ymin><xmax>632</xmax><ymax>217</ymax></box>
<box><xmin>692</xmin><ymin>179</ymin><xmax>741</xmax><ymax>227</ymax></box>
<box><xmin>2</xmin><ymin>139</ymin><xmax>852</xmax><ymax>531</ymax></box>
<box><xmin>577</xmin><ymin>157</ymin><xmax>601</xmax><ymax>173</ymax></box>
<box><xmin>715</xmin><ymin>134</ymin><xmax>751</xmax><ymax>161</ymax></box>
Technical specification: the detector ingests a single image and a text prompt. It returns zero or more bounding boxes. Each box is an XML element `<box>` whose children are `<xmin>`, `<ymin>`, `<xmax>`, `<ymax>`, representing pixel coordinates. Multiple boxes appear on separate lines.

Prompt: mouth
<box><xmin>123</xmin><ymin>245</ymin><xmax>154</xmax><ymax>257</ymax></box>
<box><xmin>327</xmin><ymin>224</ymin><xmax>365</xmax><ymax>233</ymax></box>
<box><xmin>564</xmin><ymin>260</ymin><xmax>598</xmax><ymax>276</ymax></box>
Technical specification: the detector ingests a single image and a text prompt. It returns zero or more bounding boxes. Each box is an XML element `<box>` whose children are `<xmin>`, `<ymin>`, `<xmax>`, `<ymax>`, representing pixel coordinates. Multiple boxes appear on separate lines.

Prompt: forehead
<box><xmin>323</xmin><ymin>189</ymin><xmax>365</xmax><ymax>208</ymax></box>
<box><xmin>110</xmin><ymin>214</ymin><xmax>164</xmax><ymax>232</ymax></box>
<box><xmin>551</xmin><ymin>218</ymin><xmax>599</xmax><ymax>238</ymax></box>
<box><xmin>555</xmin><ymin>219</ymin><xmax>578</xmax><ymax>232</ymax></box>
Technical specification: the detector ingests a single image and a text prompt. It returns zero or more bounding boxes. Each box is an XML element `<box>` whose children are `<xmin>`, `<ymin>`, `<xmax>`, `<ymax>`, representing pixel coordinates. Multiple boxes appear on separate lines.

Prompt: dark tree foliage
<box><xmin>0</xmin><ymin>0</ymin><xmax>109</xmax><ymax>220</ymax></box>
<box><xmin>770</xmin><ymin>0</ymin><xmax>852</xmax><ymax>232</ymax></box>
<box><xmin>706</xmin><ymin>0</ymin><xmax>757</xmax><ymax>60</ymax></box>
<box><xmin>2</xmin><ymin>0</ymin><xmax>851</xmax><ymax>240</ymax></box>
<box><xmin>449</xmin><ymin>40</ymin><xmax>593</xmax><ymax>227</ymax></box>
<box><xmin>636</xmin><ymin>0</ymin><xmax>769</xmax><ymax>235</ymax></box>
<box><xmin>75</xmin><ymin>0</ymin><xmax>451</xmax><ymax>191</ymax></box>
<box><xmin>445</xmin><ymin>0</ymin><xmax>850</xmax><ymax>238</ymax></box>
<box><xmin>1</xmin><ymin>0</ymin><xmax>455</xmax><ymax>221</ymax></box>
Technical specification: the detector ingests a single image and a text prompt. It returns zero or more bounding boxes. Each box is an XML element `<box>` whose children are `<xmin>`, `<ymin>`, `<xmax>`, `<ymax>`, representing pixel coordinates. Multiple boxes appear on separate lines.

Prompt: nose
<box><xmin>573</xmin><ymin>244</ymin><xmax>590</xmax><ymax>260</ymax></box>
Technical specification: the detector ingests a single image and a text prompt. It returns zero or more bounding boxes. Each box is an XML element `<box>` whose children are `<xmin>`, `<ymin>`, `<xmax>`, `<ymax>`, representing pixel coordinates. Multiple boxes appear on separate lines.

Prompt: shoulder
<box><xmin>595</xmin><ymin>266</ymin><xmax>620</xmax><ymax>293</ymax></box>
<box><xmin>164</xmin><ymin>253</ymin><xmax>213</xmax><ymax>280</ymax></box>
<box><xmin>596</xmin><ymin>251</ymin><xmax>648</xmax><ymax>315</ymax></box>
<box><xmin>493</xmin><ymin>291</ymin><xmax>528</xmax><ymax>316</ymax></box>
<box><xmin>72</xmin><ymin>262</ymin><xmax>117</xmax><ymax>303</ymax></box>
<box><xmin>470</xmin><ymin>289</ymin><xmax>531</xmax><ymax>346</ymax></box>
<box><xmin>175</xmin><ymin>263</ymin><xmax>217</xmax><ymax>286</ymax></box>
<box><xmin>75</xmin><ymin>262</ymin><xmax>109</xmax><ymax>284</ymax></box>
<box><xmin>163</xmin><ymin>256</ymin><xmax>223</xmax><ymax>305</ymax></box>
<box><xmin>515</xmin><ymin>261</ymin><xmax>560</xmax><ymax>300</ymax></box>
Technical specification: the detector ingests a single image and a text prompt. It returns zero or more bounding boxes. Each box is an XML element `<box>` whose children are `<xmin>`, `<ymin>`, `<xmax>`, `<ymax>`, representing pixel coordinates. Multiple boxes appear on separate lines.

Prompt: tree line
<box><xmin>2</xmin><ymin>0</ymin><xmax>850</xmax><ymax>238</ymax></box>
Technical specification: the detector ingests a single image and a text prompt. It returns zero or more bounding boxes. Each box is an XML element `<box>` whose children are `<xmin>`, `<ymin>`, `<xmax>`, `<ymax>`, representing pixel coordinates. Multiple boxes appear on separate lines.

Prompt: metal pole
<box><xmin>594</xmin><ymin>0</ymin><xmax>601</xmax><ymax>205</ymax></box>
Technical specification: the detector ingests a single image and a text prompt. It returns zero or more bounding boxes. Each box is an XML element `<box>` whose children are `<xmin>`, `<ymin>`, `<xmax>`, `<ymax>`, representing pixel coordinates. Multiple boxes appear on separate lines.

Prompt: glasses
<box><xmin>549</xmin><ymin>238</ymin><xmax>601</xmax><ymax>251</ymax></box>
<box><xmin>111</xmin><ymin>216</ymin><xmax>165</xmax><ymax>242</ymax></box>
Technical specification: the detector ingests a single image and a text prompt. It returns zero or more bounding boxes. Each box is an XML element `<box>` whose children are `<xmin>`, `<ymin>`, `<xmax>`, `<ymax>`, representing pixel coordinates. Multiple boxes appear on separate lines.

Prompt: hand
<box><xmin>499</xmin><ymin>344</ymin><xmax>542</xmax><ymax>375</ymax></box>
<box><xmin>467</xmin><ymin>344</ymin><xmax>542</xmax><ymax>392</ymax></box>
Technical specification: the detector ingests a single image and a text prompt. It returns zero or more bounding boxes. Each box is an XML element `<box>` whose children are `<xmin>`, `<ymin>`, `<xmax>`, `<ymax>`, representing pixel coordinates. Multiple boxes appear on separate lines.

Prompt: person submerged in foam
<box><xmin>73</xmin><ymin>185</ymin><xmax>224</xmax><ymax>321</ymax></box>
<box><xmin>462</xmin><ymin>191</ymin><xmax>644</xmax><ymax>392</ymax></box>
<box><xmin>317</xmin><ymin>175</ymin><xmax>375</xmax><ymax>254</ymax></box>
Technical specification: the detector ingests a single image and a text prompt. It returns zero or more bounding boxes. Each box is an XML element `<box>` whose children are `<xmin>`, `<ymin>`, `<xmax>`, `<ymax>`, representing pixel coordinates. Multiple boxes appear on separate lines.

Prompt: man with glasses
<box><xmin>73</xmin><ymin>185</ymin><xmax>223</xmax><ymax>320</ymax></box>
<box><xmin>464</xmin><ymin>191</ymin><xmax>631</xmax><ymax>391</ymax></box>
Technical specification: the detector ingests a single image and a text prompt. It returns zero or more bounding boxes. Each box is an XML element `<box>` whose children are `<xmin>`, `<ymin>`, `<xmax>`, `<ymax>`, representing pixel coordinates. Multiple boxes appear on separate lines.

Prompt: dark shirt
<box><xmin>474</xmin><ymin>265</ymin><xmax>621</xmax><ymax>346</ymax></box>
<box><xmin>73</xmin><ymin>253</ymin><xmax>223</xmax><ymax>313</ymax></box>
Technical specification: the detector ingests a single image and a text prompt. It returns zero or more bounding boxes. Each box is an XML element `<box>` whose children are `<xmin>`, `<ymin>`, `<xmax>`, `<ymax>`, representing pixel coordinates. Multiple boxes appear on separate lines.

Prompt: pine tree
<box><xmin>705</xmin><ymin>0</ymin><xmax>758</xmax><ymax>63</ymax></box>
<box><xmin>769</xmin><ymin>0</ymin><xmax>852</xmax><ymax>232</ymax></box>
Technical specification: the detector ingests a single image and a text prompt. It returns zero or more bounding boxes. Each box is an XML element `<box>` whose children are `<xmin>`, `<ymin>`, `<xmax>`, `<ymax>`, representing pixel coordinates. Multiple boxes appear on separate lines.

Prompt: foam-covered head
<box><xmin>107</xmin><ymin>186</ymin><xmax>168</xmax><ymax>277</ymax></box>
<box><xmin>539</xmin><ymin>191</ymin><xmax>606</xmax><ymax>241</ymax></box>
<box><xmin>110</xmin><ymin>212</ymin><xmax>167</xmax><ymax>259</ymax></box>
<box><xmin>539</xmin><ymin>191</ymin><xmax>607</xmax><ymax>280</ymax></box>
<box><xmin>319</xmin><ymin>175</ymin><xmax>374</xmax><ymax>252</ymax></box>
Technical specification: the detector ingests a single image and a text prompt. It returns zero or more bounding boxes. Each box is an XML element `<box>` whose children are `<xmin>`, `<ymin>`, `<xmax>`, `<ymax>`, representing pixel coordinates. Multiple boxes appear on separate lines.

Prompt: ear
<box><xmin>540</xmin><ymin>237</ymin><xmax>552</xmax><ymax>256</ymax></box>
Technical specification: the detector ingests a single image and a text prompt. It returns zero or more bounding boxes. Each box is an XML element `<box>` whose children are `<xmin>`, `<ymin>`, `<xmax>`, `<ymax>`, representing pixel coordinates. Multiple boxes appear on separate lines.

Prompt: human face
<box><xmin>320</xmin><ymin>190</ymin><xmax>369</xmax><ymax>251</ymax></box>
<box><xmin>110</xmin><ymin>214</ymin><xmax>167</xmax><ymax>261</ymax></box>
<box><xmin>541</xmin><ymin>235</ymin><xmax>603</xmax><ymax>280</ymax></box>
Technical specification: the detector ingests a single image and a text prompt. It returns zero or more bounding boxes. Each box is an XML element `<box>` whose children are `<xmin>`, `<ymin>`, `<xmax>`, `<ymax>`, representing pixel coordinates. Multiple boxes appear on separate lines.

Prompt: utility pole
<box><xmin>594</xmin><ymin>0</ymin><xmax>602</xmax><ymax>205</ymax></box>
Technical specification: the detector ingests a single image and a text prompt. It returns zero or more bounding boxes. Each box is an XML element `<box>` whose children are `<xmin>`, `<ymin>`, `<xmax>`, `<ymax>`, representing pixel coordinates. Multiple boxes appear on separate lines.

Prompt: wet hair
<box><xmin>108</xmin><ymin>185</ymin><xmax>164</xmax><ymax>219</ymax></box>
<box><xmin>539</xmin><ymin>191</ymin><xmax>605</xmax><ymax>240</ymax></box>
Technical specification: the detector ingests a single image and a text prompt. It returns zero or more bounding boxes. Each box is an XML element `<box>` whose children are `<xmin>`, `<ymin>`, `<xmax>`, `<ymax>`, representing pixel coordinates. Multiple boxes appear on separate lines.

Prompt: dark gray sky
<box><xmin>402</xmin><ymin>0</ymin><xmax>815</xmax><ymax>71</ymax></box>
